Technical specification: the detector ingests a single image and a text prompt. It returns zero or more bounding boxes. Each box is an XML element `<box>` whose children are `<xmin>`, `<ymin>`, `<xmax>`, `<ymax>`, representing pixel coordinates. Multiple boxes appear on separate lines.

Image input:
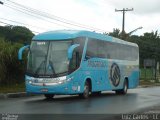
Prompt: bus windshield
<box><xmin>27</xmin><ymin>40</ymin><xmax>72</xmax><ymax>77</ymax></box>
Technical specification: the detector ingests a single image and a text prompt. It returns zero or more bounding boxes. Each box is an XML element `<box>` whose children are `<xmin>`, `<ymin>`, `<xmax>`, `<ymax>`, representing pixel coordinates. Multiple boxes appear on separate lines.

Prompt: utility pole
<box><xmin>115</xmin><ymin>8</ymin><xmax>133</xmax><ymax>39</ymax></box>
<box><xmin>0</xmin><ymin>1</ymin><xmax>3</xmax><ymax>5</ymax></box>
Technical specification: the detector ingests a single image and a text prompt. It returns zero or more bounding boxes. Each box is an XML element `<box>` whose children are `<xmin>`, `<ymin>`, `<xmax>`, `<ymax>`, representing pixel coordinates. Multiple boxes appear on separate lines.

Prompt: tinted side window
<box><xmin>86</xmin><ymin>38</ymin><xmax>138</xmax><ymax>61</ymax></box>
<box><xmin>107</xmin><ymin>43</ymin><xmax>138</xmax><ymax>60</ymax></box>
<box><xmin>86</xmin><ymin>39</ymin><xmax>98</xmax><ymax>57</ymax></box>
<box><xmin>97</xmin><ymin>40</ymin><xmax>106</xmax><ymax>58</ymax></box>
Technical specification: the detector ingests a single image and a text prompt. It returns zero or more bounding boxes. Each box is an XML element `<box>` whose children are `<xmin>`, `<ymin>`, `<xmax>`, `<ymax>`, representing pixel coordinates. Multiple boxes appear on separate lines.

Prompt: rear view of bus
<box><xmin>18</xmin><ymin>30</ymin><xmax>139</xmax><ymax>99</ymax></box>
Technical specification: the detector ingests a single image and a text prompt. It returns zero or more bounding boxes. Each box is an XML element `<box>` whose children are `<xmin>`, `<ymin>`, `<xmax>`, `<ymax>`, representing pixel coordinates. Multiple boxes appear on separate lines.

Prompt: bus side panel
<box><xmin>81</xmin><ymin>58</ymin><xmax>113</xmax><ymax>92</ymax></box>
<box><xmin>128</xmin><ymin>68</ymin><xmax>139</xmax><ymax>89</ymax></box>
<box><xmin>107</xmin><ymin>60</ymin><xmax>126</xmax><ymax>90</ymax></box>
<box><xmin>107</xmin><ymin>60</ymin><xmax>139</xmax><ymax>90</ymax></box>
<box><xmin>121</xmin><ymin>60</ymin><xmax>139</xmax><ymax>89</ymax></box>
<box><xmin>81</xmin><ymin>59</ymin><xmax>104</xmax><ymax>92</ymax></box>
<box><xmin>80</xmin><ymin>59</ymin><xmax>139</xmax><ymax>92</ymax></box>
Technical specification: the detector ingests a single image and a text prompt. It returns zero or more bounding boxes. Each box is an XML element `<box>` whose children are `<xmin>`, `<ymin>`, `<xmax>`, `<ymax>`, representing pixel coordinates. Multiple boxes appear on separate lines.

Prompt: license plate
<box><xmin>40</xmin><ymin>88</ymin><xmax>48</xmax><ymax>92</ymax></box>
<box><xmin>34</xmin><ymin>79</ymin><xmax>38</xmax><ymax>83</ymax></box>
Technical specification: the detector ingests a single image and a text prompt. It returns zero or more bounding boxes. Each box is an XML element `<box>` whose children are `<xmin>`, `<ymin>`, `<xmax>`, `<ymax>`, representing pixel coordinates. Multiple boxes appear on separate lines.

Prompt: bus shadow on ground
<box><xmin>45</xmin><ymin>92</ymin><xmax>117</xmax><ymax>101</ymax></box>
<box><xmin>26</xmin><ymin>92</ymin><xmax>138</xmax><ymax>104</ymax></box>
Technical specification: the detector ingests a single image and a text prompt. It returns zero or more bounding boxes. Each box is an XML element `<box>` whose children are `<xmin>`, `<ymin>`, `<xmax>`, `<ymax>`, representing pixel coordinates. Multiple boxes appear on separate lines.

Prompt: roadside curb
<box><xmin>0</xmin><ymin>92</ymin><xmax>38</xmax><ymax>99</ymax></box>
<box><xmin>0</xmin><ymin>93</ymin><xmax>7</xmax><ymax>99</ymax></box>
<box><xmin>138</xmin><ymin>84</ymin><xmax>160</xmax><ymax>88</ymax></box>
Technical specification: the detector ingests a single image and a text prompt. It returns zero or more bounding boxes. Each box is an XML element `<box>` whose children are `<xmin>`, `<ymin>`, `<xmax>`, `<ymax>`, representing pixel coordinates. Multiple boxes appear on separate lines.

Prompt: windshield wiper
<box><xmin>56</xmin><ymin>71</ymin><xmax>68</xmax><ymax>76</ymax></box>
<box><xmin>49</xmin><ymin>60</ymin><xmax>56</xmax><ymax>76</ymax></box>
<box><xmin>35</xmin><ymin>60</ymin><xmax>46</xmax><ymax>75</ymax></box>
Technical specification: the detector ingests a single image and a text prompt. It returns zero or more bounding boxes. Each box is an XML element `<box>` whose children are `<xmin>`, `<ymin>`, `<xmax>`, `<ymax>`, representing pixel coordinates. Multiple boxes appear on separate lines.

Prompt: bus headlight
<box><xmin>25</xmin><ymin>75</ymin><xmax>74</xmax><ymax>85</ymax></box>
<box><xmin>25</xmin><ymin>76</ymin><xmax>34</xmax><ymax>84</ymax></box>
<box><xmin>66</xmin><ymin>77</ymin><xmax>73</xmax><ymax>82</ymax></box>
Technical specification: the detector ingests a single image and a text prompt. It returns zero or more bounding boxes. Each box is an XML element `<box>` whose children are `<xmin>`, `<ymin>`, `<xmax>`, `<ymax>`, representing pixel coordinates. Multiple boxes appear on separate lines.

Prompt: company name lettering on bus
<box><xmin>37</xmin><ymin>42</ymin><xmax>46</xmax><ymax>45</ymax></box>
<box><xmin>88</xmin><ymin>61</ymin><xmax>106</xmax><ymax>67</ymax></box>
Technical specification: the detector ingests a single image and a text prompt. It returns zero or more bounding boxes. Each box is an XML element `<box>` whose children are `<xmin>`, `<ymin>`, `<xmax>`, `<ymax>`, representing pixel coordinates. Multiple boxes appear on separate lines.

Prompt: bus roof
<box><xmin>33</xmin><ymin>30</ymin><xmax>138</xmax><ymax>47</ymax></box>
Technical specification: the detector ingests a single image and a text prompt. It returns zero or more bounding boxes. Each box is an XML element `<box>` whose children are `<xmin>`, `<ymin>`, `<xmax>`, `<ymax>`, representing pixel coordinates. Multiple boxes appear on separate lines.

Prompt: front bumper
<box><xmin>25</xmin><ymin>79</ymin><xmax>82</xmax><ymax>95</ymax></box>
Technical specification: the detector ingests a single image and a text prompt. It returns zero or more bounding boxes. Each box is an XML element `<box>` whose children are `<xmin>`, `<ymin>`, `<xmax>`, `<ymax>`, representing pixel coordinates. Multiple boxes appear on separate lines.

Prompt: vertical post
<box><xmin>157</xmin><ymin>62</ymin><xmax>159</xmax><ymax>82</ymax></box>
<box><xmin>155</xmin><ymin>61</ymin><xmax>158</xmax><ymax>82</ymax></box>
<box><xmin>144</xmin><ymin>66</ymin><xmax>146</xmax><ymax>80</ymax></box>
<box><xmin>122</xmin><ymin>8</ymin><xmax>125</xmax><ymax>35</ymax></box>
<box><xmin>115</xmin><ymin>8</ymin><xmax>133</xmax><ymax>39</ymax></box>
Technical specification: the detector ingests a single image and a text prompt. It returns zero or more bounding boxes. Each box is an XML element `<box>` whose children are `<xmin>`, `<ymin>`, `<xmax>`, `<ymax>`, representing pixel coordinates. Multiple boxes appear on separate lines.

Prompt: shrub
<box><xmin>0</xmin><ymin>38</ymin><xmax>26</xmax><ymax>85</ymax></box>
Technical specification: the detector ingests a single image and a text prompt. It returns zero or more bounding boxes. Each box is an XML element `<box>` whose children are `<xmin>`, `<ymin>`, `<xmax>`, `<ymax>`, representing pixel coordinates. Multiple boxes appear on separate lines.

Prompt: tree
<box><xmin>108</xmin><ymin>28</ymin><xmax>121</xmax><ymax>38</ymax></box>
<box><xmin>107</xmin><ymin>29</ymin><xmax>160</xmax><ymax>66</ymax></box>
<box><xmin>0</xmin><ymin>25</ymin><xmax>34</xmax><ymax>44</ymax></box>
<box><xmin>128</xmin><ymin>31</ymin><xmax>160</xmax><ymax>66</ymax></box>
<box><xmin>0</xmin><ymin>39</ymin><xmax>26</xmax><ymax>85</ymax></box>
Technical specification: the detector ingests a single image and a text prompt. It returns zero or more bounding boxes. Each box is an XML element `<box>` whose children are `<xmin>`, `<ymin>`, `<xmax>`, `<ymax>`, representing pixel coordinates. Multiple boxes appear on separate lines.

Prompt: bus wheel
<box><xmin>92</xmin><ymin>91</ymin><xmax>101</xmax><ymax>96</ymax></box>
<box><xmin>115</xmin><ymin>80</ymin><xmax>128</xmax><ymax>95</ymax></box>
<box><xmin>44</xmin><ymin>94</ymin><xmax>54</xmax><ymax>99</ymax></box>
<box><xmin>79</xmin><ymin>81</ymin><xmax>90</xmax><ymax>99</ymax></box>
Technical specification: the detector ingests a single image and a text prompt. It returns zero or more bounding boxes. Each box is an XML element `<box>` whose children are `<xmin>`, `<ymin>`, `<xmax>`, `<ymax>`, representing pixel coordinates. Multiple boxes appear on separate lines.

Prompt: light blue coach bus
<box><xmin>18</xmin><ymin>30</ymin><xmax>139</xmax><ymax>99</ymax></box>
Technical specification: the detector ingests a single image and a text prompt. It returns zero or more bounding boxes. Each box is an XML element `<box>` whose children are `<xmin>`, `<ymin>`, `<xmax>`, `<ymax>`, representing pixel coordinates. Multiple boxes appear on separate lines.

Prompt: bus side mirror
<box><xmin>18</xmin><ymin>45</ymin><xmax>30</xmax><ymax>60</ymax></box>
<box><xmin>84</xmin><ymin>56</ymin><xmax>91</xmax><ymax>61</ymax></box>
<box><xmin>68</xmin><ymin>44</ymin><xmax>80</xmax><ymax>60</ymax></box>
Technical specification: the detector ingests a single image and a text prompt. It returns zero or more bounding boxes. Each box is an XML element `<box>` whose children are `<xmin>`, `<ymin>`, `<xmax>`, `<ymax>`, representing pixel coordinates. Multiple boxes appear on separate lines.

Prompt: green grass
<box><xmin>0</xmin><ymin>83</ymin><xmax>25</xmax><ymax>93</ymax></box>
<box><xmin>139</xmin><ymin>80</ymin><xmax>160</xmax><ymax>86</ymax></box>
<box><xmin>140</xmin><ymin>68</ymin><xmax>155</xmax><ymax>80</ymax></box>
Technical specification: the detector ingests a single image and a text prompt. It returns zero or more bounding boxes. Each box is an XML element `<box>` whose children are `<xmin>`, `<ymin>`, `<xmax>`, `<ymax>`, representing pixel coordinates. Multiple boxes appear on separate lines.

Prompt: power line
<box><xmin>0</xmin><ymin>1</ymin><xmax>77</xmax><ymax>29</ymax></box>
<box><xmin>0</xmin><ymin>17</ymin><xmax>48</xmax><ymax>31</ymax></box>
<box><xmin>0</xmin><ymin>20</ymin><xmax>39</xmax><ymax>34</ymax></box>
<box><xmin>0</xmin><ymin>21</ymin><xmax>9</xmax><ymax>25</ymax></box>
<box><xmin>6</xmin><ymin>0</ymin><xmax>106</xmax><ymax>32</ymax></box>
<box><xmin>4</xmin><ymin>3</ymin><xmax>75</xmax><ymax>30</ymax></box>
<box><xmin>4</xmin><ymin>0</ymin><xmax>108</xmax><ymax>33</ymax></box>
<box><xmin>6</xmin><ymin>0</ymin><xmax>82</xmax><ymax>28</ymax></box>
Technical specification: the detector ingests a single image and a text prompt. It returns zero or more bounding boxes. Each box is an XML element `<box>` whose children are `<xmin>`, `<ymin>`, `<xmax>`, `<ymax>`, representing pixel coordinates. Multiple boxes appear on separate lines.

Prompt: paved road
<box><xmin>0</xmin><ymin>87</ymin><xmax>160</xmax><ymax>120</ymax></box>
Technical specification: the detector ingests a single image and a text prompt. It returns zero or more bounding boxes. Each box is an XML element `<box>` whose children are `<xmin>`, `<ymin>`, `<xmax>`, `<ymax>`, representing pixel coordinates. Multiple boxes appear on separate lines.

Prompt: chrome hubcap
<box><xmin>84</xmin><ymin>84</ymin><xmax>89</xmax><ymax>97</ymax></box>
<box><xmin>124</xmin><ymin>83</ymin><xmax>127</xmax><ymax>92</ymax></box>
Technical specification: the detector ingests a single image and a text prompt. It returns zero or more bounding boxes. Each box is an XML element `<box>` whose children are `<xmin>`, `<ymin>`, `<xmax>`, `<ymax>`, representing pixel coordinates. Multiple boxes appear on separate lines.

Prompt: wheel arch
<box><xmin>124</xmin><ymin>77</ymin><xmax>129</xmax><ymax>87</ymax></box>
<box><xmin>85</xmin><ymin>78</ymin><xmax>92</xmax><ymax>92</ymax></box>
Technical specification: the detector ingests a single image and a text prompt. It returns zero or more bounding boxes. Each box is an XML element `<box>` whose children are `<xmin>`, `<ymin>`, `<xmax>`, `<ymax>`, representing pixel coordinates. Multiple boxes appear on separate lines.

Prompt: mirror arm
<box><xmin>68</xmin><ymin>44</ymin><xmax>80</xmax><ymax>60</ymax></box>
<box><xmin>18</xmin><ymin>45</ymin><xmax>30</xmax><ymax>60</ymax></box>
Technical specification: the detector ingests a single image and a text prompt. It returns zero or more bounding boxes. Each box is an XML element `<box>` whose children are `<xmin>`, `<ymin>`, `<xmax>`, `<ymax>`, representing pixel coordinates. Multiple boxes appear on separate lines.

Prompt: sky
<box><xmin>0</xmin><ymin>0</ymin><xmax>159</xmax><ymax>35</ymax></box>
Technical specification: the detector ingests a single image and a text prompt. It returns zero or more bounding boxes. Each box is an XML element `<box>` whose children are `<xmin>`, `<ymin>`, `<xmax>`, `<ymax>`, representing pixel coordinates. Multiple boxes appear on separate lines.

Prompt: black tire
<box><xmin>44</xmin><ymin>94</ymin><xmax>54</xmax><ymax>99</ymax></box>
<box><xmin>115</xmin><ymin>80</ymin><xmax>128</xmax><ymax>95</ymax></box>
<box><xmin>92</xmin><ymin>91</ymin><xmax>101</xmax><ymax>96</ymax></box>
<box><xmin>79</xmin><ymin>81</ymin><xmax>90</xmax><ymax>99</ymax></box>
